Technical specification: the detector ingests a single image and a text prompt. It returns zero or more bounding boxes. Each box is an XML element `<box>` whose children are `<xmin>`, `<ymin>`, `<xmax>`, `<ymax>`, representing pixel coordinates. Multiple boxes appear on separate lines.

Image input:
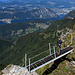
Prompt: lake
<box><xmin>0</xmin><ymin>14</ymin><xmax>65</xmax><ymax>25</ymax></box>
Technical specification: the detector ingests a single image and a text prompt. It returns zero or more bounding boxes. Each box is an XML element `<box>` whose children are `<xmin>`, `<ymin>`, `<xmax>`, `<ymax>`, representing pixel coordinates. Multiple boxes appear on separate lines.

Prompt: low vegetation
<box><xmin>0</xmin><ymin>20</ymin><xmax>52</xmax><ymax>41</ymax></box>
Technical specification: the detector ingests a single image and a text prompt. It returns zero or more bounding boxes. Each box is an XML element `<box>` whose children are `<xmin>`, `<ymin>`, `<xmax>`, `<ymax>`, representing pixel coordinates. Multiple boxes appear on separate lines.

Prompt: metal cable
<box><xmin>30</xmin><ymin>50</ymin><xmax>49</xmax><ymax>59</ymax></box>
<box><xmin>27</xmin><ymin>43</ymin><xmax>48</xmax><ymax>54</ymax></box>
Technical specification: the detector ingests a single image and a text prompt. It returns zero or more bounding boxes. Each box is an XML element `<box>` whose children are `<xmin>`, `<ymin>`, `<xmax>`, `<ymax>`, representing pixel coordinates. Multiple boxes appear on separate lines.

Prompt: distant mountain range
<box><xmin>0</xmin><ymin>0</ymin><xmax>75</xmax><ymax>24</ymax></box>
<box><xmin>21</xmin><ymin>7</ymin><xmax>59</xmax><ymax>19</ymax></box>
<box><xmin>0</xmin><ymin>7</ymin><xmax>59</xmax><ymax>23</ymax></box>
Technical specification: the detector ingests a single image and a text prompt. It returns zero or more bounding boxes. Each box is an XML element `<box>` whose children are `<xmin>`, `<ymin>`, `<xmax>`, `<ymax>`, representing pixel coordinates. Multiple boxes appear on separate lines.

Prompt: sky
<box><xmin>0</xmin><ymin>0</ymin><xmax>75</xmax><ymax>2</ymax></box>
<box><xmin>0</xmin><ymin>0</ymin><xmax>7</xmax><ymax>1</ymax></box>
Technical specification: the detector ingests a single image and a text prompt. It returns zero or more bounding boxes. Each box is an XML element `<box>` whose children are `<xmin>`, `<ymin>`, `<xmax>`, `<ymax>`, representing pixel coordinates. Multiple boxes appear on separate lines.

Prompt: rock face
<box><xmin>1</xmin><ymin>64</ymin><xmax>38</xmax><ymax>75</ymax></box>
<box><xmin>56</xmin><ymin>28</ymin><xmax>73</xmax><ymax>42</ymax></box>
<box><xmin>71</xmin><ymin>61</ymin><xmax>75</xmax><ymax>67</ymax></box>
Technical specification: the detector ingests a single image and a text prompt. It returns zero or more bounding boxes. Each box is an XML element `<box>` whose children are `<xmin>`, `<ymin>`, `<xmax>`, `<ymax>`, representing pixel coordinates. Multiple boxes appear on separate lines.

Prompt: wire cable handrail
<box><xmin>30</xmin><ymin>50</ymin><xmax>49</xmax><ymax>59</ymax></box>
<box><xmin>15</xmin><ymin>33</ymin><xmax>75</xmax><ymax>75</ymax></box>
<box><xmin>27</xmin><ymin>43</ymin><xmax>49</xmax><ymax>54</ymax></box>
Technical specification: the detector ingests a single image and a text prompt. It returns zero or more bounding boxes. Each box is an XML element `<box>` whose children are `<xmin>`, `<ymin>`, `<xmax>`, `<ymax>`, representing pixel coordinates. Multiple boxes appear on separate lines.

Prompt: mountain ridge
<box><xmin>64</xmin><ymin>10</ymin><xmax>75</xmax><ymax>19</ymax></box>
<box><xmin>0</xmin><ymin>7</ymin><xmax>59</xmax><ymax>20</ymax></box>
<box><xmin>24</xmin><ymin>7</ymin><xmax>59</xmax><ymax>19</ymax></box>
<box><xmin>0</xmin><ymin>19</ymin><xmax>52</xmax><ymax>41</ymax></box>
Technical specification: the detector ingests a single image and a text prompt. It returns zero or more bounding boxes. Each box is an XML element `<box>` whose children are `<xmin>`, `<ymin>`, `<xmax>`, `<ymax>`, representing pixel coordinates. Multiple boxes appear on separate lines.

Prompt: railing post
<box><xmin>71</xmin><ymin>33</ymin><xmax>73</xmax><ymax>44</ymax></box>
<box><xmin>25</xmin><ymin>54</ymin><xmax>27</xmax><ymax>67</ymax></box>
<box><xmin>49</xmin><ymin>43</ymin><xmax>51</xmax><ymax>55</ymax></box>
<box><xmin>29</xmin><ymin>58</ymin><xmax>31</xmax><ymax>73</ymax></box>
<box><xmin>53</xmin><ymin>46</ymin><xmax>56</xmax><ymax>58</ymax></box>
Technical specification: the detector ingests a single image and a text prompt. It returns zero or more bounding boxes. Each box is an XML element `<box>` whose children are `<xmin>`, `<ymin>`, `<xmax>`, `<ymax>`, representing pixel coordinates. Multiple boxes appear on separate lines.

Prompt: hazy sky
<box><xmin>0</xmin><ymin>0</ymin><xmax>75</xmax><ymax>2</ymax></box>
<box><xmin>0</xmin><ymin>0</ymin><xmax>7</xmax><ymax>1</ymax></box>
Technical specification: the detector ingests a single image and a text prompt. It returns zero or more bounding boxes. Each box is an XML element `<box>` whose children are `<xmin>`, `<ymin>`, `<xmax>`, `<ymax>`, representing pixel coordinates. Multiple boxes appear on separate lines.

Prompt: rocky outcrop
<box><xmin>56</xmin><ymin>28</ymin><xmax>73</xmax><ymax>42</ymax></box>
<box><xmin>1</xmin><ymin>64</ymin><xmax>38</xmax><ymax>75</ymax></box>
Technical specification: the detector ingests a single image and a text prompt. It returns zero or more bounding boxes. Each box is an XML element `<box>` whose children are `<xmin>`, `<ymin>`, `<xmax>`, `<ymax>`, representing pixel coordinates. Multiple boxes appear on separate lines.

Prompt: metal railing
<box><xmin>15</xmin><ymin>33</ymin><xmax>74</xmax><ymax>75</ymax></box>
<box><xmin>25</xmin><ymin>33</ymin><xmax>74</xmax><ymax>73</ymax></box>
